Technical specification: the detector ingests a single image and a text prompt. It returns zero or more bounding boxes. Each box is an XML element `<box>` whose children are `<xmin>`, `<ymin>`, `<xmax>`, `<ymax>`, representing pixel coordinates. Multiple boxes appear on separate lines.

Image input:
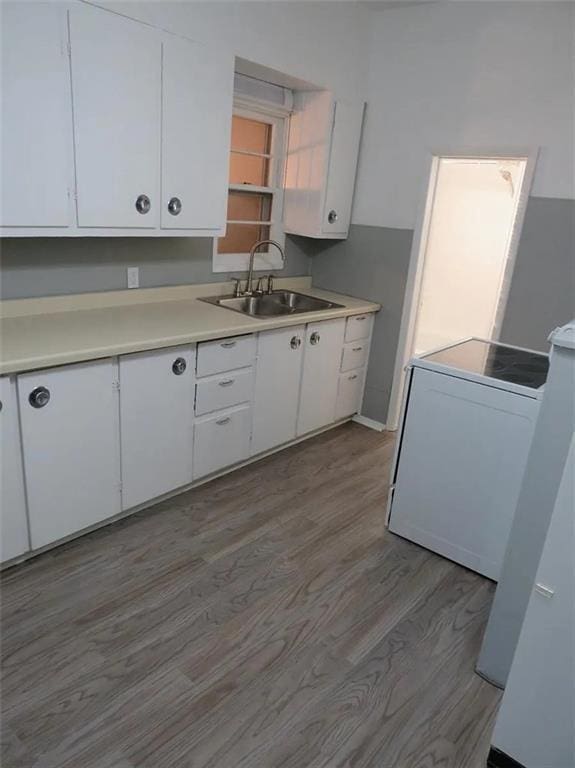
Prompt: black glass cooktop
<box><xmin>421</xmin><ymin>339</ymin><xmax>549</xmax><ymax>390</ymax></box>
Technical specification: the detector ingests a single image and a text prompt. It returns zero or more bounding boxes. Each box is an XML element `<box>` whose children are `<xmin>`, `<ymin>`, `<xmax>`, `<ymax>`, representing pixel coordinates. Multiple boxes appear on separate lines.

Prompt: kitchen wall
<box><xmin>2</xmin><ymin>1</ymin><xmax>573</xmax><ymax>427</ymax></box>
<box><xmin>353</xmin><ymin>0</ymin><xmax>574</xmax><ymax>228</ymax></box>
<box><xmin>322</xmin><ymin>0</ymin><xmax>574</xmax><ymax>423</ymax></box>
<box><xmin>0</xmin><ymin>236</ymin><xmax>311</xmax><ymax>299</ymax></box>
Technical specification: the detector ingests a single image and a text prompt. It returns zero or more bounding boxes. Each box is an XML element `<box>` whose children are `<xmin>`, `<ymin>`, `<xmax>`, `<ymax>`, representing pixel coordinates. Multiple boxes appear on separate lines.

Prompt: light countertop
<box><xmin>0</xmin><ymin>278</ymin><xmax>380</xmax><ymax>375</ymax></box>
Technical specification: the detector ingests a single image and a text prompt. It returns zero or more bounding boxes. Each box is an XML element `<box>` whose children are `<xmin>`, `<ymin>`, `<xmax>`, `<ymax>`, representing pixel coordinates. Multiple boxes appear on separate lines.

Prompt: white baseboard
<box><xmin>352</xmin><ymin>414</ymin><xmax>386</xmax><ymax>432</ymax></box>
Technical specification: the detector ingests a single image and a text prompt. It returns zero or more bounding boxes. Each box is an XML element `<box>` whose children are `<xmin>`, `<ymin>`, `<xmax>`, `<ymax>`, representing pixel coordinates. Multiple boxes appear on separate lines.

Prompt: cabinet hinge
<box><xmin>112</xmin><ymin>381</ymin><xmax>120</xmax><ymax>391</ymax></box>
<box><xmin>117</xmin><ymin>481</ymin><xmax>123</xmax><ymax>493</ymax></box>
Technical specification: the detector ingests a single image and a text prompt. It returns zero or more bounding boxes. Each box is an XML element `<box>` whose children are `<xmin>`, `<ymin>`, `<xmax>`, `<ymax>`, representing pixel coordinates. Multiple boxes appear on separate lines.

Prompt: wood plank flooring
<box><xmin>1</xmin><ymin>423</ymin><xmax>501</xmax><ymax>767</ymax></box>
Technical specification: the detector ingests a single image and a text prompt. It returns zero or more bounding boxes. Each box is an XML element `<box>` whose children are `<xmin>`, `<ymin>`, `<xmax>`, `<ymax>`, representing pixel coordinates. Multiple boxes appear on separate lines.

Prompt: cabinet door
<box><xmin>0</xmin><ymin>378</ymin><xmax>29</xmax><ymax>562</ymax></box>
<box><xmin>322</xmin><ymin>100</ymin><xmax>364</xmax><ymax>236</ymax></box>
<box><xmin>161</xmin><ymin>37</ymin><xmax>233</xmax><ymax>231</ymax></box>
<box><xmin>284</xmin><ymin>92</ymin><xmax>363</xmax><ymax>239</ymax></box>
<box><xmin>69</xmin><ymin>4</ymin><xmax>161</xmax><ymax>228</ymax></box>
<box><xmin>119</xmin><ymin>347</ymin><xmax>194</xmax><ymax>510</ymax></box>
<box><xmin>388</xmin><ymin>367</ymin><xmax>539</xmax><ymax>580</ymax></box>
<box><xmin>18</xmin><ymin>360</ymin><xmax>121</xmax><ymax>550</ymax></box>
<box><xmin>283</xmin><ymin>91</ymin><xmax>332</xmax><ymax>237</ymax></box>
<box><xmin>297</xmin><ymin>318</ymin><xmax>346</xmax><ymax>436</ymax></box>
<box><xmin>253</xmin><ymin>326</ymin><xmax>305</xmax><ymax>455</ymax></box>
<box><xmin>0</xmin><ymin>2</ymin><xmax>73</xmax><ymax>228</ymax></box>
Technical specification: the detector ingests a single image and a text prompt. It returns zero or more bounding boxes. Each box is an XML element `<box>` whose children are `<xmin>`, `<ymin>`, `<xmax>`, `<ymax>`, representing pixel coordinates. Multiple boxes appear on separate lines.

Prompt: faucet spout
<box><xmin>245</xmin><ymin>239</ymin><xmax>285</xmax><ymax>295</ymax></box>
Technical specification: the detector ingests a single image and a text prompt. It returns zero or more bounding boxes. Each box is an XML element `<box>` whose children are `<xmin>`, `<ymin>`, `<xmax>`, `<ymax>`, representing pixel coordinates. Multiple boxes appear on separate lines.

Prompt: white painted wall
<box><xmin>94</xmin><ymin>0</ymin><xmax>368</xmax><ymax>101</ymax></box>
<box><xmin>353</xmin><ymin>1</ymin><xmax>575</xmax><ymax>229</ymax></box>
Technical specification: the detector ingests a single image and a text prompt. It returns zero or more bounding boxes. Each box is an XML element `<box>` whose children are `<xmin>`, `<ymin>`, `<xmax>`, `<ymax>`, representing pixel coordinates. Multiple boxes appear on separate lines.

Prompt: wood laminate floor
<box><xmin>1</xmin><ymin>423</ymin><xmax>501</xmax><ymax>768</ymax></box>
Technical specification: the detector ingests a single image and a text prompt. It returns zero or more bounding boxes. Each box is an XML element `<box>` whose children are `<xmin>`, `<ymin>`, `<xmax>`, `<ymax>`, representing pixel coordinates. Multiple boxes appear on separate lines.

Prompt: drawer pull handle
<box><xmin>310</xmin><ymin>332</ymin><xmax>320</xmax><ymax>346</ymax></box>
<box><xmin>216</xmin><ymin>416</ymin><xmax>231</xmax><ymax>426</ymax></box>
<box><xmin>218</xmin><ymin>379</ymin><xmax>235</xmax><ymax>387</ymax></box>
<box><xmin>348</xmin><ymin>374</ymin><xmax>358</xmax><ymax>381</ymax></box>
<box><xmin>221</xmin><ymin>341</ymin><xmax>237</xmax><ymax>348</ymax></box>
<box><xmin>352</xmin><ymin>347</ymin><xmax>363</xmax><ymax>352</ymax></box>
<box><xmin>355</xmin><ymin>316</ymin><xmax>367</xmax><ymax>321</ymax></box>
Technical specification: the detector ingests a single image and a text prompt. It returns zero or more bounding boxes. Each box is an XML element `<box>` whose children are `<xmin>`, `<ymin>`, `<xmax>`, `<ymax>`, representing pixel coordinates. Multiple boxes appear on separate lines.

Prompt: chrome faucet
<box><xmin>244</xmin><ymin>239</ymin><xmax>285</xmax><ymax>296</ymax></box>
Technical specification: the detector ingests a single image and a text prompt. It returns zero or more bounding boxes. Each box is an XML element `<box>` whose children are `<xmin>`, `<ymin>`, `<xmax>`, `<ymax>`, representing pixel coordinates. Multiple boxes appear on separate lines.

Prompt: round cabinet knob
<box><xmin>290</xmin><ymin>336</ymin><xmax>301</xmax><ymax>349</ymax></box>
<box><xmin>29</xmin><ymin>386</ymin><xmax>50</xmax><ymax>409</ymax></box>
<box><xmin>172</xmin><ymin>357</ymin><xmax>187</xmax><ymax>375</ymax></box>
<box><xmin>310</xmin><ymin>332</ymin><xmax>321</xmax><ymax>346</ymax></box>
<box><xmin>167</xmin><ymin>197</ymin><xmax>182</xmax><ymax>216</ymax></box>
<box><xmin>327</xmin><ymin>209</ymin><xmax>338</xmax><ymax>224</ymax></box>
<box><xmin>135</xmin><ymin>194</ymin><xmax>151</xmax><ymax>215</ymax></box>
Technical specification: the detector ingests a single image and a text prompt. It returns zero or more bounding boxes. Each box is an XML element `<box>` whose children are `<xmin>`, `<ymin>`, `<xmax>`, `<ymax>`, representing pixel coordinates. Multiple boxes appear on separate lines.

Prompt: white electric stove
<box><xmin>386</xmin><ymin>338</ymin><xmax>549</xmax><ymax>580</ymax></box>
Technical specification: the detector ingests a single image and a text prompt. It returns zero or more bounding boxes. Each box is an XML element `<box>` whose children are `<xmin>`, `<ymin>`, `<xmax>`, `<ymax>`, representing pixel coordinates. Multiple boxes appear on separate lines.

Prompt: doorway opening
<box><xmin>388</xmin><ymin>151</ymin><xmax>537</xmax><ymax>430</ymax></box>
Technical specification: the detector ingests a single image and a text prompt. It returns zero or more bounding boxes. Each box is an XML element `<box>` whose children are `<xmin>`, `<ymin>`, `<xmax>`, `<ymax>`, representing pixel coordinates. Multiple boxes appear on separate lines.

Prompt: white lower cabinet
<box><xmin>119</xmin><ymin>346</ymin><xmax>195</xmax><ymax>511</ymax></box>
<box><xmin>252</xmin><ymin>326</ymin><xmax>305</xmax><ymax>455</ymax></box>
<box><xmin>17</xmin><ymin>360</ymin><xmax>121</xmax><ymax>550</ymax></box>
<box><xmin>194</xmin><ymin>405</ymin><xmax>251</xmax><ymax>480</ymax></box>
<box><xmin>3</xmin><ymin>312</ymin><xmax>375</xmax><ymax>563</ymax></box>
<box><xmin>297</xmin><ymin>318</ymin><xmax>346</xmax><ymax>436</ymax></box>
<box><xmin>0</xmin><ymin>377</ymin><xmax>29</xmax><ymax>562</ymax></box>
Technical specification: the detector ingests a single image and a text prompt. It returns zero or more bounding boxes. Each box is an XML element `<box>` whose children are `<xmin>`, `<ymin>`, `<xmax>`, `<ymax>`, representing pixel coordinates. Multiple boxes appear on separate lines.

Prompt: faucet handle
<box><xmin>267</xmin><ymin>274</ymin><xmax>274</xmax><ymax>294</ymax></box>
<box><xmin>231</xmin><ymin>277</ymin><xmax>242</xmax><ymax>297</ymax></box>
<box><xmin>255</xmin><ymin>276</ymin><xmax>266</xmax><ymax>295</ymax></box>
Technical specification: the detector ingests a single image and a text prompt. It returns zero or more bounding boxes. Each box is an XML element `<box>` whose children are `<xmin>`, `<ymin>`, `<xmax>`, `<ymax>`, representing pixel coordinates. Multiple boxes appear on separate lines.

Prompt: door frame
<box><xmin>386</xmin><ymin>146</ymin><xmax>539</xmax><ymax>431</ymax></box>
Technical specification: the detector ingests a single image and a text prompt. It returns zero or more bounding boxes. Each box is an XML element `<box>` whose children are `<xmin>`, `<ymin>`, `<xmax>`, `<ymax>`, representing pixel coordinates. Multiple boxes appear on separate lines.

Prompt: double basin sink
<box><xmin>200</xmin><ymin>290</ymin><xmax>344</xmax><ymax>318</ymax></box>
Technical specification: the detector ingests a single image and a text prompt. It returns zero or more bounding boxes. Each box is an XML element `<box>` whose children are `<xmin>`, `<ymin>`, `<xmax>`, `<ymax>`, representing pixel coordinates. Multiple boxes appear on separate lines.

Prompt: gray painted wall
<box><xmin>309</xmin><ymin>196</ymin><xmax>574</xmax><ymax>423</ymax></box>
<box><xmin>309</xmin><ymin>225</ymin><xmax>413</xmax><ymax>424</ymax></box>
<box><xmin>499</xmin><ymin>197</ymin><xmax>575</xmax><ymax>352</ymax></box>
<box><xmin>0</xmin><ymin>235</ymin><xmax>311</xmax><ymax>299</ymax></box>
<box><xmin>1</xmin><ymin>196</ymin><xmax>571</xmax><ymax>426</ymax></box>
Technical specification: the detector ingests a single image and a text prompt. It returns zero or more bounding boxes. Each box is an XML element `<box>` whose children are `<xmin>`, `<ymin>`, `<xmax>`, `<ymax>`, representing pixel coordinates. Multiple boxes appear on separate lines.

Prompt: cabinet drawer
<box><xmin>195</xmin><ymin>368</ymin><xmax>254</xmax><ymax>416</ymax></box>
<box><xmin>196</xmin><ymin>334</ymin><xmax>256</xmax><ymax>377</ymax></box>
<box><xmin>335</xmin><ymin>371</ymin><xmax>364</xmax><ymax>420</ymax></box>
<box><xmin>341</xmin><ymin>340</ymin><xmax>369</xmax><ymax>372</ymax></box>
<box><xmin>345</xmin><ymin>313</ymin><xmax>373</xmax><ymax>343</ymax></box>
<box><xmin>194</xmin><ymin>405</ymin><xmax>251</xmax><ymax>479</ymax></box>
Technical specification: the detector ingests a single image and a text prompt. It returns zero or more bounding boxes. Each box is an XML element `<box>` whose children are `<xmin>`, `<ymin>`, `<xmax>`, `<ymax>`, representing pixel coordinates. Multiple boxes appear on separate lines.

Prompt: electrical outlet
<box><xmin>127</xmin><ymin>267</ymin><xmax>139</xmax><ymax>289</ymax></box>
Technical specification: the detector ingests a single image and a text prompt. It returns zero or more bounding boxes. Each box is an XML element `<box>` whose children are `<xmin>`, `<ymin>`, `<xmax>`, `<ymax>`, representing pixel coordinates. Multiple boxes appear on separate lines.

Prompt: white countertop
<box><xmin>0</xmin><ymin>278</ymin><xmax>380</xmax><ymax>375</ymax></box>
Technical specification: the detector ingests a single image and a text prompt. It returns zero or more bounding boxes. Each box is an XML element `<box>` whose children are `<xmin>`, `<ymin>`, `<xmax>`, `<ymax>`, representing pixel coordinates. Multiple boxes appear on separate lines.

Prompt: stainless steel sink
<box><xmin>200</xmin><ymin>290</ymin><xmax>344</xmax><ymax>318</ymax></box>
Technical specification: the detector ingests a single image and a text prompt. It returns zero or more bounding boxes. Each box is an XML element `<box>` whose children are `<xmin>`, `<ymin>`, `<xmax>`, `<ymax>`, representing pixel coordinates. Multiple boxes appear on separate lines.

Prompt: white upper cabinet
<box><xmin>161</xmin><ymin>37</ymin><xmax>233</xmax><ymax>232</ymax></box>
<box><xmin>283</xmin><ymin>91</ymin><xmax>364</xmax><ymax>239</ymax></box>
<box><xmin>2</xmin><ymin>3</ymin><xmax>233</xmax><ymax>236</ymax></box>
<box><xmin>0</xmin><ymin>2</ymin><xmax>73</xmax><ymax>228</ymax></box>
<box><xmin>69</xmin><ymin>4</ymin><xmax>161</xmax><ymax>229</ymax></box>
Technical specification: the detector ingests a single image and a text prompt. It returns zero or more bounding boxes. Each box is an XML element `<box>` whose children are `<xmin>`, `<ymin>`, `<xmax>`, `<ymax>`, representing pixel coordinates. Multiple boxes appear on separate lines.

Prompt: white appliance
<box><xmin>386</xmin><ymin>338</ymin><xmax>549</xmax><ymax>581</ymax></box>
<box><xmin>477</xmin><ymin>320</ymin><xmax>575</xmax><ymax>690</ymax></box>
